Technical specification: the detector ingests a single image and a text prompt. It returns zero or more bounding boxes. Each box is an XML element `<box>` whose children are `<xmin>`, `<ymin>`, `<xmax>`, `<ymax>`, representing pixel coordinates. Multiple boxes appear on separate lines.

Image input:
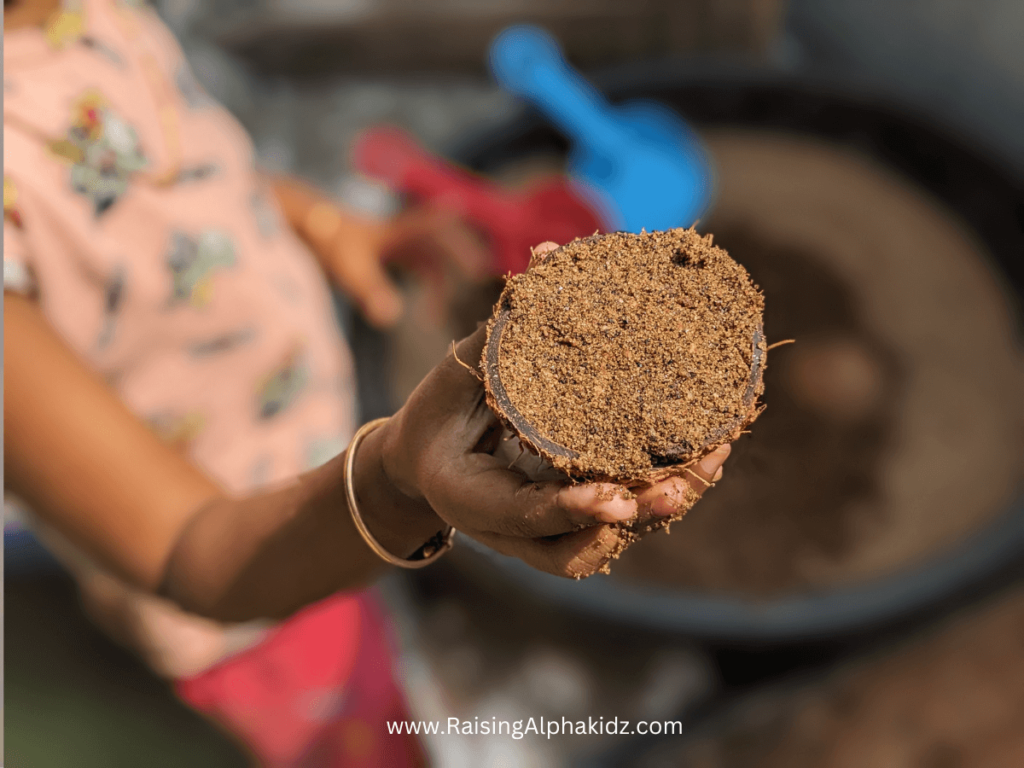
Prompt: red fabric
<box><xmin>176</xmin><ymin>592</ymin><xmax>424</xmax><ymax>767</ymax></box>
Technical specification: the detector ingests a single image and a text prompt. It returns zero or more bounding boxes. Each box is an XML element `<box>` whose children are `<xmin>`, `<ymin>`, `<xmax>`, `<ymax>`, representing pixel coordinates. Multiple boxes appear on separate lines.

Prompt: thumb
<box><xmin>387</xmin><ymin>322</ymin><xmax>492</xmax><ymax>482</ymax></box>
<box><xmin>410</xmin><ymin>323</ymin><xmax>490</xmax><ymax>424</ymax></box>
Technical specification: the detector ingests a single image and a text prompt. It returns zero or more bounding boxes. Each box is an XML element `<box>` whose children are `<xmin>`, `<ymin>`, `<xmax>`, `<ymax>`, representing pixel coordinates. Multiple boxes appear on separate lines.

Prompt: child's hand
<box><xmin>319</xmin><ymin>206</ymin><xmax>489</xmax><ymax>329</ymax></box>
<box><xmin>306</xmin><ymin>211</ymin><xmax>404</xmax><ymax>328</ymax></box>
<box><xmin>371</xmin><ymin>323</ymin><xmax>729</xmax><ymax>578</ymax></box>
<box><xmin>272</xmin><ymin>174</ymin><xmax>489</xmax><ymax>329</ymax></box>
<box><xmin>366</xmin><ymin>274</ymin><xmax>730</xmax><ymax>579</ymax></box>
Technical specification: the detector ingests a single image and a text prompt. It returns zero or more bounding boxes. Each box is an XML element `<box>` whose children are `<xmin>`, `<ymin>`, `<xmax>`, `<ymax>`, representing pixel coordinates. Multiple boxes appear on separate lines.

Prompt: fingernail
<box><xmin>650</xmin><ymin>484</ymin><xmax>683</xmax><ymax>516</ymax></box>
<box><xmin>560</xmin><ymin>484</ymin><xmax>637</xmax><ymax>523</ymax></box>
<box><xmin>698</xmin><ymin>443</ymin><xmax>731</xmax><ymax>476</ymax></box>
<box><xmin>646</xmin><ymin>477</ymin><xmax>699</xmax><ymax>516</ymax></box>
<box><xmin>712</xmin><ymin>466</ymin><xmax>724</xmax><ymax>482</ymax></box>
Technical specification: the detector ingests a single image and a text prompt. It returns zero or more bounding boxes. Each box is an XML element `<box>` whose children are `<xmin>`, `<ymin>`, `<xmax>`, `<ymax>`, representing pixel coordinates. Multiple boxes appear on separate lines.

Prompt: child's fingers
<box><xmin>359</xmin><ymin>279</ymin><xmax>405</xmax><ymax>328</ymax></box>
<box><xmin>426</xmin><ymin>456</ymin><xmax>630</xmax><ymax>540</ymax></box>
<box><xmin>471</xmin><ymin>523</ymin><xmax>624</xmax><ymax>580</ymax></box>
<box><xmin>635</xmin><ymin>444</ymin><xmax>731</xmax><ymax>518</ymax></box>
<box><xmin>528</xmin><ymin>241</ymin><xmax>560</xmax><ymax>268</ymax></box>
<box><xmin>691</xmin><ymin>443</ymin><xmax>731</xmax><ymax>488</ymax></box>
<box><xmin>329</xmin><ymin>238</ymin><xmax>405</xmax><ymax>327</ymax></box>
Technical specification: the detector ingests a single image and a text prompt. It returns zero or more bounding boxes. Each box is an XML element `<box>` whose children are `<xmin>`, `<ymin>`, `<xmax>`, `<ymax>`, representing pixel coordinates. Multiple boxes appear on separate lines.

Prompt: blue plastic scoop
<box><xmin>489</xmin><ymin>25</ymin><xmax>713</xmax><ymax>233</ymax></box>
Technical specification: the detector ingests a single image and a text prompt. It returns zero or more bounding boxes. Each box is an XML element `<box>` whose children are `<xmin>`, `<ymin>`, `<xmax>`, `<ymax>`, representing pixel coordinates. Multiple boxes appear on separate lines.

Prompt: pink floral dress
<box><xmin>4</xmin><ymin>1</ymin><xmax>421</xmax><ymax>765</ymax></box>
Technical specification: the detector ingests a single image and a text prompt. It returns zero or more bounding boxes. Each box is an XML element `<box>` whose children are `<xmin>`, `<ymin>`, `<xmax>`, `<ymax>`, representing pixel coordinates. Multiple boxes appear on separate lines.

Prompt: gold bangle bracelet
<box><xmin>344</xmin><ymin>417</ymin><xmax>455</xmax><ymax>569</ymax></box>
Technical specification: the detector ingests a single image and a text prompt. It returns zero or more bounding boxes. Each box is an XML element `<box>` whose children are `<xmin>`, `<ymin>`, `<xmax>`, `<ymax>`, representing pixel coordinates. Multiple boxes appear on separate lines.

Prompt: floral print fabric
<box><xmin>3</xmin><ymin>0</ymin><xmax>357</xmax><ymax>494</ymax></box>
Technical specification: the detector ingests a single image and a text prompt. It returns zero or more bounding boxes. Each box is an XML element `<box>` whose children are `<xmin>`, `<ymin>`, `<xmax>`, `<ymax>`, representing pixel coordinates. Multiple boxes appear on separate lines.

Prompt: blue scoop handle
<box><xmin>490</xmin><ymin>25</ymin><xmax>627</xmax><ymax>157</ymax></box>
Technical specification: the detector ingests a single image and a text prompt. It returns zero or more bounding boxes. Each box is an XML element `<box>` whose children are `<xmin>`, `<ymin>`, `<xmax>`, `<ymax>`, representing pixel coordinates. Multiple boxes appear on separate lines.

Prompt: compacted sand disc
<box><xmin>482</xmin><ymin>228</ymin><xmax>767</xmax><ymax>485</ymax></box>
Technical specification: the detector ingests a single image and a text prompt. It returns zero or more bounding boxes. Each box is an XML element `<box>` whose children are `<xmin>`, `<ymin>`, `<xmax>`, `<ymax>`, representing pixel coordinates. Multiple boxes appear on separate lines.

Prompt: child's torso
<box><xmin>4</xmin><ymin>0</ymin><xmax>357</xmax><ymax>493</ymax></box>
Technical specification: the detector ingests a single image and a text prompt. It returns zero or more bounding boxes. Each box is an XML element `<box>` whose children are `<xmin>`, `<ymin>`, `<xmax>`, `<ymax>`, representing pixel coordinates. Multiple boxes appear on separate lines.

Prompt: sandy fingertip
<box><xmin>558</xmin><ymin>483</ymin><xmax>637</xmax><ymax>523</ymax></box>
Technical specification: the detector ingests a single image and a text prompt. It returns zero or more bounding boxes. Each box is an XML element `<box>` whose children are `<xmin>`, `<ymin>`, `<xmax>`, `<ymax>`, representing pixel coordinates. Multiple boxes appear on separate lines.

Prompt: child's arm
<box><xmin>4</xmin><ymin>292</ymin><xmax>225</xmax><ymax>587</ymax></box>
<box><xmin>3</xmin><ymin>292</ymin><xmax>437</xmax><ymax>619</ymax></box>
<box><xmin>5</xmin><ymin>289</ymin><xmax>730</xmax><ymax>622</ymax></box>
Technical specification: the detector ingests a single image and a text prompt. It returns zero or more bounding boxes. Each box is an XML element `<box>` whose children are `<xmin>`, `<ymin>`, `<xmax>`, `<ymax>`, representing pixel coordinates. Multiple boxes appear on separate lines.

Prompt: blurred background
<box><xmin>5</xmin><ymin>0</ymin><xmax>1024</xmax><ymax>766</ymax></box>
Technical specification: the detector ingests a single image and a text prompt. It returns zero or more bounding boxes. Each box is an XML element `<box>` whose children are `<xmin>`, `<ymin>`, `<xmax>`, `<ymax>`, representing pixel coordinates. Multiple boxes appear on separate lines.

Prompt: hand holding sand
<box><xmin>371</xmin><ymin>237</ymin><xmax>739</xmax><ymax>579</ymax></box>
<box><xmin>374</xmin><ymin>322</ymin><xmax>729</xmax><ymax>579</ymax></box>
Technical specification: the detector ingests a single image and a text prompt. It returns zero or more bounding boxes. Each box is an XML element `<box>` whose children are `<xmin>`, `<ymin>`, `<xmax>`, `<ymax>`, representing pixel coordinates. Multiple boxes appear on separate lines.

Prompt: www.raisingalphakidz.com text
<box><xmin>387</xmin><ymin>716</ymin><xmax>683</xmax><ymax>740</ymax></box>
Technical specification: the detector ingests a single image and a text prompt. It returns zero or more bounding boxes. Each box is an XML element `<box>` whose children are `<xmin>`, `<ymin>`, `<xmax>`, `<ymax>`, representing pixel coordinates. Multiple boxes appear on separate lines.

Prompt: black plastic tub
<box><xmin>440</xmin><ymin>64</ymin><xmax>1024</xmax><ymax>645</ymax></box>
